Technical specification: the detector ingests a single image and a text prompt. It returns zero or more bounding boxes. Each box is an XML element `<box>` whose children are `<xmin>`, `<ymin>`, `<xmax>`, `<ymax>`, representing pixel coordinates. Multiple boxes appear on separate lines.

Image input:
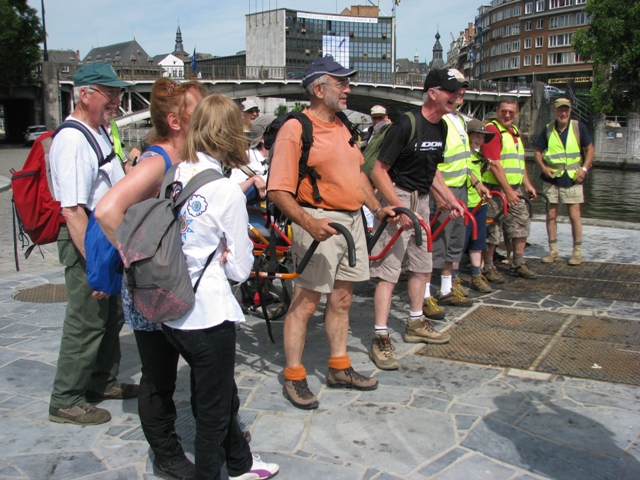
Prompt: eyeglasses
<box><xmin>432</xmin><ymin>87</ymin><xmax>464</xmax><ymax>97</ymax></box>
<box><xmin>88</xmin><ymin>87</ymin><xmax>124</xmax><ymax>102</ymax></box>
<box><xmin>322</xmin><ymin>79</ymin><xmax>350</xmax><ymax>90</ymax></box>
<box><xmin>500</xmin><ymin>110</ymin><xmax>517</xmax><ymax>117</ymax></box>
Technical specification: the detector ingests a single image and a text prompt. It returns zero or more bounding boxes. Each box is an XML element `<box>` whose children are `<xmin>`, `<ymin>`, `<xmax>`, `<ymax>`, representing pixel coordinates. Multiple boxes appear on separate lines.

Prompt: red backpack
<box><xmin>11</xmin><ymin>121</ymin><xmax>112</xmax><ymax>269</ymax></box>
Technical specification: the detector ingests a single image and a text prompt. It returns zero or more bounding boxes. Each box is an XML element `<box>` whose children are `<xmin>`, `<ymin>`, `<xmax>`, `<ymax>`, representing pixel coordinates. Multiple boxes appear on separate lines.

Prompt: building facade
<box><xmin>83</xmin><ymin>40</ymin><xmax>162</xmax><ymax>80</ymax></box>
<box><xmin>471</xmin><ymin>0</ymin><xmax>591</xmax><ymax>92</ymax></box>
<box><xmin>246</xmin><ymin>5</ymin><xmax>395</xmax><ymax>82</ymax></box>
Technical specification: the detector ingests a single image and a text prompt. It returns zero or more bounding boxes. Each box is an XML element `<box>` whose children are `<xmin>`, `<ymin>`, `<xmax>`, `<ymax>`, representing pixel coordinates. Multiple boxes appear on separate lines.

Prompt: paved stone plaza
<box><xmin>1</xmin><ymin>176</ymin><xmax>639</xmax><ymax>479</ymax></box>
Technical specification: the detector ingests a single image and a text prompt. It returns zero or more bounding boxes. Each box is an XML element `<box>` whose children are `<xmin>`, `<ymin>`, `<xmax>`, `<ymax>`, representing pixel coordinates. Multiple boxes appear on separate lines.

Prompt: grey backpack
<box><xmin>115</xmin><ymin>164</ymin><xmax>223</xmax><ymax>323</ymax></box>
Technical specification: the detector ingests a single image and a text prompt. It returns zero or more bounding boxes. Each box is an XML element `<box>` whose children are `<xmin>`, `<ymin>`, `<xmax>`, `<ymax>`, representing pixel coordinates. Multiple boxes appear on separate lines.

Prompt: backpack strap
<box><xmin>144</xmin><ymin>145</ymin><xmax>173</xmax><ymax>172</ymax></box>
<box><xmin>336</xmin><ymin>111</ymin><xmax>361</xmax><ymax>147</ymax></box>
<box><xmin>54</xmin><ymin>120</ymin><xmax>116</xmax><ymax>167</ymax></box>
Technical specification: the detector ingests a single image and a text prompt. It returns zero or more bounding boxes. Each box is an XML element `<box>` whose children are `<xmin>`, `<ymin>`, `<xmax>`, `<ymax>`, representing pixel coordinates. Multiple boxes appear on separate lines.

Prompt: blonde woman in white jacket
<box><xmin>162</xmin><ymin>94</ymin><xmax>279</xmax><ymax>480</ymax></box>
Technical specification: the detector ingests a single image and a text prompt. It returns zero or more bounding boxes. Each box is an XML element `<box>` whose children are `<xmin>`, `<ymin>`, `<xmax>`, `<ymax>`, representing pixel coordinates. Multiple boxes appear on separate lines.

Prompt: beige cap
<box><xmin>553</xmin><ymin>98</ymin><xmax>572</xmax><ymax>108</ymax></box>
<box><xmin>371</xmin><ymin>105</ymin><xmax>387</xmax><ymax>115</ymax></box>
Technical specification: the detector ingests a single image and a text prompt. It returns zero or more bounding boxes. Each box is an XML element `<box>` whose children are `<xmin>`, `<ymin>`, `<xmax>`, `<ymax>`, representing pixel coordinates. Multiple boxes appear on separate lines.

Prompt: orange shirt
<box><xmin>267</xmin><ymin>110</ymin><xmax>364</xmax><ymax>211</ymax></box>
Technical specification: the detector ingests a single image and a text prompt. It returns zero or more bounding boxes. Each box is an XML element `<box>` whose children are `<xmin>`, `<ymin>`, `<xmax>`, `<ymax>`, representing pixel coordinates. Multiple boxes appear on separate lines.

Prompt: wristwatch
<box><xmin>581</xmin><ymin>167</ymin><xmax>588</xmax><ymax>173</ymax></box>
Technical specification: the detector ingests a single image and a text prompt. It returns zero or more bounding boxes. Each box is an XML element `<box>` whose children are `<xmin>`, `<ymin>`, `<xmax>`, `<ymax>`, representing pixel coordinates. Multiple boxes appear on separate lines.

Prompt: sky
<box><xmin>27</xmin><ymin>0</ymin><xmax>481</xmax><ymax>64</ymax></box>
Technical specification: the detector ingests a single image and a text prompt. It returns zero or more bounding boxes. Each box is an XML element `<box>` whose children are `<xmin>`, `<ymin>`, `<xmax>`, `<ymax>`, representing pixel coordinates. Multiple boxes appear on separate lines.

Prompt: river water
<box><xmin>525</xmin><ymin>162</ymin><xmax>639</xmax><ymax>224</ymax></box>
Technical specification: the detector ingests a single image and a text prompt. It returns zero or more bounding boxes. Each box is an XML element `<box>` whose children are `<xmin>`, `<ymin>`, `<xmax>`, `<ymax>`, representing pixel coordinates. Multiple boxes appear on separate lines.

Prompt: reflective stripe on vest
<box><xmin>482</xmin><ymin>121</ymin><xmax>525</xmax><ymax>185</ymax></box>
<box><xmin>544</xmin><ymin>120</ymin><xmax>581</xmax><ymax>179</ymax></box>
<box><xmin>440</xmin><ymin>115</ymin><xmax>471</xmax><ymax>187</ymax></box>
<box><xmin>110</xmin><ymin>119</ymin><xmax>125</xmax><ymax>163</ymax></box>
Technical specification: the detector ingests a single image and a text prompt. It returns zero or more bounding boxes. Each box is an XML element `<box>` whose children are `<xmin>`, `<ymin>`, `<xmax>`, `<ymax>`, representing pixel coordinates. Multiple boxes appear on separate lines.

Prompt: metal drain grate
<box><xmin>416</xmin><ymin>306</ymin><xmax>640</xmax><ymax>386</ymax></box>
<box><xmin>12</xmin><ymin>284</ymin><xmax>68</xmax><ymax>303</ymax></box>
<box><xmin>485</xmin><ymin>259</ymin><xmax>640</xmax><ymax>302</ymax></box>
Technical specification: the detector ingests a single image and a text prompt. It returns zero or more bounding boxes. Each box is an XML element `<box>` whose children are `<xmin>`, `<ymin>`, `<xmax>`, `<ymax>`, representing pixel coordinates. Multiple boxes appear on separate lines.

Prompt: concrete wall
<box><xmin>246</xmin><ymin>10</ymin><xmax>286</xmax><ymax>73</ymax></box>
<box><xmin>594</xmin><ymin>114</ymin><xmax>640</xmax><ymax>166</ymax></box>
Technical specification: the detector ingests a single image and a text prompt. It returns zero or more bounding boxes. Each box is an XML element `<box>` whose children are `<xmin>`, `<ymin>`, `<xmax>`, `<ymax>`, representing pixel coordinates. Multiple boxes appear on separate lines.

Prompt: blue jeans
<box><xmin>162</xmin><ymin>321</ymin><xmax>252</xmax><ymax>480</ymax></box>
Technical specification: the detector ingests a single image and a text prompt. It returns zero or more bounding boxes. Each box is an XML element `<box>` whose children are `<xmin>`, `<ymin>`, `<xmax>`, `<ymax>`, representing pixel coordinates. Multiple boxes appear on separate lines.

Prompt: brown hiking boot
<box><xmin>438</xmin><ymin>289</ymin><xmax>474</xmax><ymax>307</ymax></box>
<box><xmin>49</xmin><ymin>402</ymin><xmax>111</xmax><ymax>425</ymax></box>
<box><xmin>512</xmin><ymin>263</ymin><xmax>539</xmax><ymax>279</ymax></box>
<box><xmin>326</xmin><ymin>366</ymin><xmax>378</xmax><ymax>391</ymax></box>
<box><xmin>283</xmin><ymin>378</ymin><xmax>319</xmax><ymax>410</ymax></box>
<box><xmin>452</xmin><ymin>276</ymin><xmax>469</xmax><ymax>296</ymax></box>
<box><xmin>470</xmin><ymin>274</ymin><xmax>493</xmax><ymax>293</ymax></box>
<box><xmin>404</xmin><ymin>316</ymin><xmax>451</xmax><ymax>344</ymax></box>
<box><xmin>86</xmin><ymin>381</ymin><xmax>139</xmax><ymax>402</ymax></box>
<box><xmin>482</xmin><ymin>265</ymin><xmax>506</xmax><ymax>284</ymax></box>
<box><xmin>369</xmin><ymin>334</ymin><xmax>399</xmax><ymax>370</ymax></box>
<box><xmin>423</xmin><ymin>296</ymin><xmax>446</xmax><ymax>320</ymax></box>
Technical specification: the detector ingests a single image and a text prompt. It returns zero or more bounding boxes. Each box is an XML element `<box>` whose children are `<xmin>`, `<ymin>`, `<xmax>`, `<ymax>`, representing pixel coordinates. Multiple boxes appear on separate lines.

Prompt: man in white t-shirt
<box><xmin>48</xmin><ymin>64</ymin><xmax>138</xmax><ymax>426</ymax></box>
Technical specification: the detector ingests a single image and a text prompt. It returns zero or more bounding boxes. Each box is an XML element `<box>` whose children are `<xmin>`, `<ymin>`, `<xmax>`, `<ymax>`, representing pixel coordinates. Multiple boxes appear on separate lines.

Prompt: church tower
<box><xmin>172</xmin><ymin>25</ymin><xmax>188</xmax><ymax>59</ymax></box>
<box><xmin>430</xmin><ymin>31</ymin><xmax>445</xmax><ymax>70</ymax></box>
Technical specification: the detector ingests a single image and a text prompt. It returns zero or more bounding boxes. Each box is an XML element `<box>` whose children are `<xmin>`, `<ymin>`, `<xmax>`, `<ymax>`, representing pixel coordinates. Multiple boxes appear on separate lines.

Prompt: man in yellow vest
<box><xmin>481</xmin><ymin>97</ymin><xmax>538</xmax><ymax>280</ymax></box>
<box><xmin>533</xmin><ymin>98</ymin><xmax>594</xmax><ymax>265</ymax></box>
<box><xmin>431</xmin><ymin>97</ymin><xmax>490</xmax><ymax>308</ymax></box>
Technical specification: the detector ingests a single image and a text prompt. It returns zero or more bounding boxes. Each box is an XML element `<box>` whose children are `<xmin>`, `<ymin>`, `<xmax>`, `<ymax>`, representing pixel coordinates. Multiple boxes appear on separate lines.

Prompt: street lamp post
<box><xmin>477</xmin><ymin>26</ymin><xmax>483</xmax><ymax>82</ymax></box>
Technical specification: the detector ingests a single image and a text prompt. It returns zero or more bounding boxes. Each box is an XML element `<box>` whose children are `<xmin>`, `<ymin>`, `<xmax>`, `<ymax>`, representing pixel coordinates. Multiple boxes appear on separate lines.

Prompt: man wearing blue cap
<box><xmin>48</xmin><ymin>63</ymin><xmax>138</xmax><ymax>425</ymax></box>
<box><xmin>268</xmin><ymin>56</ymin><xmax>395</xmax><ymax>410</ymax></box>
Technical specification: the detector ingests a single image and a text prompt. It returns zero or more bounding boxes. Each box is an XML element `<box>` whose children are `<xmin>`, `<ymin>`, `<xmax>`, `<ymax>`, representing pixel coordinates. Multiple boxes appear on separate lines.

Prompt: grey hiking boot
<box><xmin>404</xmin><ymin>316</ymin><xmax>451</xmax><ymax>344</ymax></box>
<box><xmin>482</xmin><ymin>265</ymin><xmax>506</xmax><ymax>284</ymax></box>
<box><xmin>283</xmin><ymin>378</ymin><xmax>319</xmax><ymax>410</ymax></box>
<box><xmin>49</xmin><ymin>402</ymin><xmax>111</xmax><ymax>425</ymax></box>
<box><xmin>369</xmin><ymin>334</ymin><xmax>399</xmax><ymax>370</ymax></box>
<box><xmin>326</xmin><ymin>366</ymin><xmax>378</xmax><ymax>391</ymax></box>
<box><xmin>86</xmin><ymin>381</ymin><xmax>139</xmax><ymax>402</ymax></box>
<box><xmin>423</xmin><ymin>296</ymin><xmax>446</xmax><ymax>320</ymax></box>
<box><xmin>470</xmin><ymin>274</ymin><xmax>493</xmax><ymax>293</ymax></box>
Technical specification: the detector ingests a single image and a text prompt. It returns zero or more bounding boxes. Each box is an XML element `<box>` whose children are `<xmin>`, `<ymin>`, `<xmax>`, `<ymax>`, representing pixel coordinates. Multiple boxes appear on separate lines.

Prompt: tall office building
<box><xmin>246</xmin><ymin>5</ymin><xmax>395</xmax><ymax>81</ymax></box>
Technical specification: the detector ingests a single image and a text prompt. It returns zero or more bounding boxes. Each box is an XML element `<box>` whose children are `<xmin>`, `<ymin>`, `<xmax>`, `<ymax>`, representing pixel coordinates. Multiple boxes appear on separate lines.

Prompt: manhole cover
<box><xmin>13</xmin><ymin>284</ymin><xmax>68</xmax><ymax>303</ymax></box>
<box><xmin>416</xmin><ymin>306</ymin><xmax>640</xmax><ymax>386</ymax></box>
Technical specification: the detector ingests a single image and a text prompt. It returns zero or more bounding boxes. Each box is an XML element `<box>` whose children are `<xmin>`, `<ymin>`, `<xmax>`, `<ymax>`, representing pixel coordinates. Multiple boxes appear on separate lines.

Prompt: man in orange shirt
<box><xmin>268</xmin><ymin>56</ymin><xmax>395</xmax><ymax>410</ymax></box>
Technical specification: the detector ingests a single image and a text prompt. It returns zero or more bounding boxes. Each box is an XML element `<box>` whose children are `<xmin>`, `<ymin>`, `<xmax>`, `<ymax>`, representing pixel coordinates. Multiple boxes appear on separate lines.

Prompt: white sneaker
<box><xmin>229</xmin><ymin>454</ymin><xmax>280</xmax><ymax>480</ymax></box>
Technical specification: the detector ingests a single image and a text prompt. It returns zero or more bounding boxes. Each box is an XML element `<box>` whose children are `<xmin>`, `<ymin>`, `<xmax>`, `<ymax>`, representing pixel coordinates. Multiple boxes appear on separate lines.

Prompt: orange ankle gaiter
<box><xmin>284</xmin><ymin>365</ymin><xmax>306</xmax><ymax>381</ymax></box>
<box><xmin>328</xmin><ymin>354</ymin><xmax>351</xmax><ymax>371</ymax></box>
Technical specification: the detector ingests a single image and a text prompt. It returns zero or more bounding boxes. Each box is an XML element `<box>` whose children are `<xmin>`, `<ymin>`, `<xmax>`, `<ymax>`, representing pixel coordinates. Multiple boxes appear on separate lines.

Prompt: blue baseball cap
<box><xmin>73</xmin><ymin>63</ymin><xmax>131</xmax><ymax>88</ymax></box>
<box><xmin>302</xmin><ymin>55</ymin><xmax>357</xmax><ymax>88</ymax></box>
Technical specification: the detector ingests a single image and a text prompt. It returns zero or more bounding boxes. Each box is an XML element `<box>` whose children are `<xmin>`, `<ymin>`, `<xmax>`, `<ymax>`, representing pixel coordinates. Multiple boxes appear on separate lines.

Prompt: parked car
<box><xmin>24</xmin><ymin>125</ymin><xmax>47</xmax><ymax>146</ymax></box>
<box><xmin>544</xmin><ymin>85</ymin><xmax>565</xmax><ymax>95</ymax></box>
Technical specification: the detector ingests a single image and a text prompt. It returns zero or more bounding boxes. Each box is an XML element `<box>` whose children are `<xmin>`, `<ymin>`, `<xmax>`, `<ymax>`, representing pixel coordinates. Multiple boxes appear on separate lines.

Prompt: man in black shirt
<box><xmin>368</xmin><ymin>69</ymin><xmax>465</xmax><ymax>371</ymax></box>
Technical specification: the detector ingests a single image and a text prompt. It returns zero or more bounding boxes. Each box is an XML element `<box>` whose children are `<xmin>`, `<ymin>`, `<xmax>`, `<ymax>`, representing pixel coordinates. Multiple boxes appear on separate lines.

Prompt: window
<box><xmin>536</xmin><ymin>0</ymin><xmax>545</xmax><ymax>12</ymax></box>
<box><xmin>535</xmin><ymin>36</ymin><xmax>544</xmax><ymax>47</ymax></box>
<box><xmin>535</xmin><ymin>54</ymin><xmax>543</xmax><ymax>65</ymax></box>
<box><xmin>525</xmin><ymin>20</ymin><xmax>532</xmax><ymax>31</ymax></box>
<box><xmin>550</xmin><ymin>0</ymin><xmax>573</xmax><ymax>8</ymax></box>
<box><xmin>61</xmin><ymin>65</ymin><xmax>70</xmax><ymax>73</ymax></box>
<box><xmin>525</xmin><ymin>2</ymin><xmax>533</xmax><ymax>14</ymax></box>
<box><xmin>548</xmin><ymin>51</ymin><xmax>580</xmax><ymax>65</ymax></box>
<box><xmin>549</xmin><ymin>33</ymin><xmax>573</xmax><ymax>47</ymax></box>
<box><xmin>575</xmin><ymin>0</ymin><xmax>586</xmax><ymax>3</ymax></box>
<box><xmin>536</xmin><ymin>18</ymin><xmax>544</xmax><ymax>29</ymax></box>
<box><xmin>576</xmin><ymin>12</ymin><xmax>587</xmax><ymax>25</ymax></box>
<box><xmin>512</xmin><ymin>40</ymin><xmax>521</xmax><ymax>52</ymax></box>
<box><xmin>513</xmin><ymin>23</ymin><xmax>520</xmax><ymax>35</ymax></box>
<box><xmin>524</xmin><ymin>55</ymin><xmax>531</xmax><ymax>66</ymax></box>
<box><xmin>524</xmin><ymin>38</ymin><xmax>532</xmax><ymax>49</ymax></box>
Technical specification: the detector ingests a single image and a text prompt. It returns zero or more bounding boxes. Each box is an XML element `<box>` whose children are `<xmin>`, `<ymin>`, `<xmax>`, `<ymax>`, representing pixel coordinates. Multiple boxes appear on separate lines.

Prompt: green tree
<box><xmin>0</xmin><ymin>0</ymin><xmax>45</xmax><ymax>86</ymax></box>
<box><xmin>274</xmin><ymin>104</ymin><xmax>288</xmax><ymax>116</ymax></box>
<box><xmin>573</xmin><ymin>0</ymin><xmax>640</xmax><ymax>114</ymax></box>
<box><xmin>292</xmin><ymin>102</ymin><xmax>308</xmax><ymax>113</ymax></box>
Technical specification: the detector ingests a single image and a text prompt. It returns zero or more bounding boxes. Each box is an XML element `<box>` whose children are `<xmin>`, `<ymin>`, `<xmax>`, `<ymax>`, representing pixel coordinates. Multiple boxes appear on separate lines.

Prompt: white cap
<box><xmin>242</xmin><ymin>99</ymin><xmax>259</xmax><ymax>112</ymax></box>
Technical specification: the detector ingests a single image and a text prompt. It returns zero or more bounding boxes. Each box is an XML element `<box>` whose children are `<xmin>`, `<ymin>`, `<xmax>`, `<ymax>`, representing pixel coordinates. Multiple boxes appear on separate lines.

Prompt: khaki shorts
<box><xmin>292</xmin><ymin>208</ymin><xmax>369</xmax><ymax>294</ymax></box>
<box><xmin>369</xmin><ymin>187</ymin><xmax>432</xmax><ymax>283</ymax></box>
<box><xmin>542</xmin><ymin>181</ymin><xmax>584</xmax><ymax>205</ymax></box>
<box><xmin>430</xmin><ymin>186</ymin><xmax>467</xmax><ymax>269</ymax></box>
<box><xmin>486</xmin><ymin>184</ymin><xmax>531</xmax><ymax>244</ymax></box>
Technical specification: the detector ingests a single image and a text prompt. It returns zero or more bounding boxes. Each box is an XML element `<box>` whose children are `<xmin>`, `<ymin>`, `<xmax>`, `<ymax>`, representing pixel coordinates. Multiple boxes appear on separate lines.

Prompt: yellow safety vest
<box><xmin>482</xmin><ymin>121</ymin><xmax>525</xmax><ymax>185</ymax></box>
<box><xmin>467</xmin><ymin>150</ymin><xmax>483</xmax><ymax>207</ymax></box>
<box><xmin>544</xmin><ymin>120</ymin><xmax>581</xmax><ymax>180</ymax></box>
<box><xmin>110</xmin><ymin>119</ymin><xmax>125</xmax><ymax>163</ymax></box>
<box><xmin>440</xmin><ymin>115</ymin><xmax>471</xmax><ymax>188</ymax></box>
